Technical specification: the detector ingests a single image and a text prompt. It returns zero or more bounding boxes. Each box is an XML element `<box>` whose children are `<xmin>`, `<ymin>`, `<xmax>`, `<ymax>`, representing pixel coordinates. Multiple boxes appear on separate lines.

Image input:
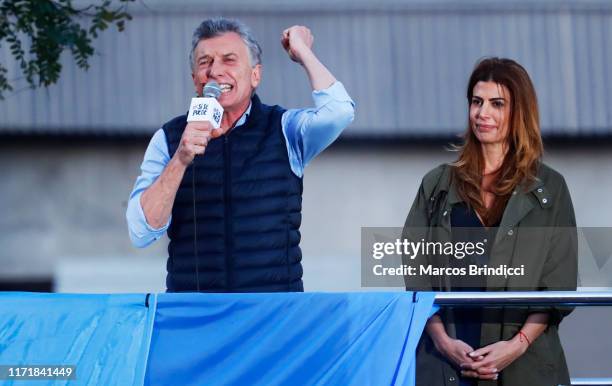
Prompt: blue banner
<box><xmin>0</xmin><ymin>293</ymin><xmax>155</xmax><ymax>386</ymax></box>
<box><xmin>146</xmin><ymin>292</ymin><xmax>436</xmax><ymax>386</ymax></box>
<box><xmin>0</xmin><ymin>292</ymin><xmax>436</xmax><ymax>386</ymax></box>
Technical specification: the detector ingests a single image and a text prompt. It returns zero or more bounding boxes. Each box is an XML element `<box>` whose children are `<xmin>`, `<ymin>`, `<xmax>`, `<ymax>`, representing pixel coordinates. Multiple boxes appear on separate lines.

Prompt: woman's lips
<box><xmin>477</xmin><ymin>124</ymin><xmax>496</xmax><ymax>131</ymax></box>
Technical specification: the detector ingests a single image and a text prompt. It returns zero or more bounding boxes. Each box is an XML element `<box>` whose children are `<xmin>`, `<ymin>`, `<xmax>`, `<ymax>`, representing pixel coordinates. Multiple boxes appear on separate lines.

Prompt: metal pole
<box><xmin>433</xmin><ymin>291</ymin><xmax>612</xmax><ymax>307</ymax></box>
<box><xmin>569</xmin><ymin>378</ymin><xmax>612</xmax><ymax>386</ymax></box>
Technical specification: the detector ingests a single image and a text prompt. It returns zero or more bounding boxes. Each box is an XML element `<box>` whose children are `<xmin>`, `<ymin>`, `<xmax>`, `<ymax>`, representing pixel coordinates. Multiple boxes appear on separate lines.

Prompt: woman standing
<box><xmin>403</xmin><ymin>58</ymin><xmax>577</xmax><ymax>386</ymax></box>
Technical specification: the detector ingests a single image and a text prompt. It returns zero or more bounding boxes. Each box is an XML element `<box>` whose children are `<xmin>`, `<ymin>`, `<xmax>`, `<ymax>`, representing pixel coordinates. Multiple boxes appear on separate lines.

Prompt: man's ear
<box><xmin>251</xmin><ymin>64</ymin><xmax>262</xmax><ymax>89</ymax></box>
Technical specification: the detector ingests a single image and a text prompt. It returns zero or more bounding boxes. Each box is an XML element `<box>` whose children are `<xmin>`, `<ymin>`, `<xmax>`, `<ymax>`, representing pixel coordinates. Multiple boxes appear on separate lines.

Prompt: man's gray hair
<box><xmin>189</xmin><ymin>17</ymin><xmax>262</xmax><ymax>69</ymax></box>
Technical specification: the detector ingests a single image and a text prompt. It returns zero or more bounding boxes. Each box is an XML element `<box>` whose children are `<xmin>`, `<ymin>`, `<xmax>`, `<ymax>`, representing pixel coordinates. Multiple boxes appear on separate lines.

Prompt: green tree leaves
<box><xmin>0</xmin><ymin>0</ymin><xmax>134</xmax><ymax>99</ymax></box>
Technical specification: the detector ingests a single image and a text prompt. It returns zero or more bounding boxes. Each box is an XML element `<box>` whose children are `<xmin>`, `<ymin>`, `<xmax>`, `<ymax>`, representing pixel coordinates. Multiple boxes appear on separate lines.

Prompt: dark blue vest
<box><xmin>162</xmin><ymin>95</ymin><xmax>304</xmax><ymax>292</ymax></box>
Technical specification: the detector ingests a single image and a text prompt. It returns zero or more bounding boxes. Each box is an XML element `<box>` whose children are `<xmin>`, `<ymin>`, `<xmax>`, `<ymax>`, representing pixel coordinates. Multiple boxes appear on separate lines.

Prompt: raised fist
<box><xmin>281</xmin><ymin>25</ymin><xmax>314</xmax><ymax>64</ymax></box>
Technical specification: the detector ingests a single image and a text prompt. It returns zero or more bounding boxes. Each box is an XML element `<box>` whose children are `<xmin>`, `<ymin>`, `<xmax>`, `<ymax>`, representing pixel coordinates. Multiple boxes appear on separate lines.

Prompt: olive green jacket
<box><xmin>402</xmin><ymin>163</ymin><xmax>577</xmax><ymax>386</ymax></box>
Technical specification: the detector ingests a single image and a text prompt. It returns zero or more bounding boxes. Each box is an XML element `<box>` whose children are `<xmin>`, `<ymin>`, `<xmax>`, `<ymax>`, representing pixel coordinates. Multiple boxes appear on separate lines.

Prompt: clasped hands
<box><xmin>437</xmin><ymin>335</ymin><xmax>528</xmax><ymax>380</ymax></box>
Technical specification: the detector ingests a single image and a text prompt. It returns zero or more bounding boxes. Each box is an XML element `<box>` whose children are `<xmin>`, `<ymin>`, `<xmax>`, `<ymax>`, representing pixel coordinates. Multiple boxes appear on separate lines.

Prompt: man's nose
<box><xmin>207</xmin><ymin>60</ymin><xmax>223</xmax><ymax>79</ymax></box>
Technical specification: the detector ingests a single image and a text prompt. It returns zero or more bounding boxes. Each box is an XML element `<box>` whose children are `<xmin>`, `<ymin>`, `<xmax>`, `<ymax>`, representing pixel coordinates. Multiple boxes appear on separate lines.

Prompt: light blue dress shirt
<box><xmin>126</xmin><ymin>81</ymin><xmax>354</xmax><ymax>248</ymax></box>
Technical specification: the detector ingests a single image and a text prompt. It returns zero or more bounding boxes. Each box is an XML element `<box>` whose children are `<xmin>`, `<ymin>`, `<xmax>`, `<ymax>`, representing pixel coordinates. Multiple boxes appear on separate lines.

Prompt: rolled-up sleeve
<box><xmin>282</xmin><ymin>81</ymin><xmax>355</xmax><ymax>177</ymax></box>
<box><xmin>126</xmin><ymin>129</ymin><xmax>172</xmax><ymax>248</ymax></box>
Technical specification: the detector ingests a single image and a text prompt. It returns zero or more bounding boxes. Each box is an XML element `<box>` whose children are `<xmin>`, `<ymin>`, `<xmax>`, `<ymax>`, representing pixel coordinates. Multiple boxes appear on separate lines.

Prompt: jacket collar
<box><xmin>499</xmin><ymin>174</ymin><xmax>552</xmax><ymax>230</ymax></box>
<box><xmin>439</xmin><ymin>170</ymin><xmax>535</xmax><ymax>216</ymax></box>
<box><xmin>438</xmin><ymin>165</ymin><xmax>552</xmax><ymax>229</ymax></box>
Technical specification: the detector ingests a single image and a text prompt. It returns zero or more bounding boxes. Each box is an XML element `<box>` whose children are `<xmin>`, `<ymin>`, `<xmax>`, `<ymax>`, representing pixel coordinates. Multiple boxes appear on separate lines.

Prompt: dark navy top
<box><xmin>450</xmin><ymin>203</ymin><xmax>499</xmax><ymax>386</ymax></box>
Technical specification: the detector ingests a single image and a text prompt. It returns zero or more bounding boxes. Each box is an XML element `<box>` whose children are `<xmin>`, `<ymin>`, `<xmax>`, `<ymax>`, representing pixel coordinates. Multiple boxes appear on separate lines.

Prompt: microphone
<box><xmin>187</xmin><ymin>81</ymin><xmax>224</xmax><ymax>128</ymax></box>
<box><xmin>188</xmin><ymin>81</ymin><xmax>224</xmax><ymax>293</ymax></box>
<box><xmin>203</xmin><ymin>81</ymin><xmax>221</xmax><ymax>98</ymax></box>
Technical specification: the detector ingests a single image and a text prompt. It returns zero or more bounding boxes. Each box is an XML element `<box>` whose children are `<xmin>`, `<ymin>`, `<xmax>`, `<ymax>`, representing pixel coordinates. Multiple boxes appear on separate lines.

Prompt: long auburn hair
<box><xmin>452</xmin><ymin>57</ymin><xmax>543</xmax><ymax>226</ymax></box>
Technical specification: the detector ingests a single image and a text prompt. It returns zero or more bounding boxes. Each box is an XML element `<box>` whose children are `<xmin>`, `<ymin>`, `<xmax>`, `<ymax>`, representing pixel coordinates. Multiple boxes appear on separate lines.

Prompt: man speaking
<box><xmin>126</xmin><ymin>18</ymin><xmax>354</xmax><ymax>292</ymax></box>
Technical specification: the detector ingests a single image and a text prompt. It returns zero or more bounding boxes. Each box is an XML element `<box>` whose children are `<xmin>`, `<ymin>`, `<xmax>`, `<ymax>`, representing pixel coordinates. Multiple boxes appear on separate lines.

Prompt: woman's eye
<box><xmin>493</xmin><ymin>101</ymin><xmax>504</xmax><ymax>108</ymax></box>
<box><xmin>471</xmin><ymin>99</ymin><xmax>482</xmax><ymax>106</ymax></box>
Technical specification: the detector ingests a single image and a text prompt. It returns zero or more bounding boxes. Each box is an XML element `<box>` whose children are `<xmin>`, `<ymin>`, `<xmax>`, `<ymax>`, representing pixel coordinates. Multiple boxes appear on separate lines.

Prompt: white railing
<box><xmin>569</xmin><ymin>379</ymin><xmax>612</xmax><ymax>386</ymax></box>
<box><xmin>434</xmin><ymin>291</ymin><xmax>612</xmax><ymax>307</ymax></box>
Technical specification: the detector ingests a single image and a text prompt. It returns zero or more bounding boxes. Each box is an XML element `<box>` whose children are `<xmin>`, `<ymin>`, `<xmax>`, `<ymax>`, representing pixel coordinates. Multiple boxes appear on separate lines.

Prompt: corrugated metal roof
<box><xmin>1</xmin><ymin>1</ymin><xmax>612</xmax><ymax>137</ymax></box>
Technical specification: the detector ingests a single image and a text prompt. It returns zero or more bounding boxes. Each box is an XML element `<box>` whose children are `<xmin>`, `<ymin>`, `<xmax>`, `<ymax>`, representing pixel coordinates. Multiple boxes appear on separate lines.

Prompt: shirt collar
<box><xmin>233</xmin><ymin>102</ymin><xmax>252</xmax><ymax>128</ymax></box>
